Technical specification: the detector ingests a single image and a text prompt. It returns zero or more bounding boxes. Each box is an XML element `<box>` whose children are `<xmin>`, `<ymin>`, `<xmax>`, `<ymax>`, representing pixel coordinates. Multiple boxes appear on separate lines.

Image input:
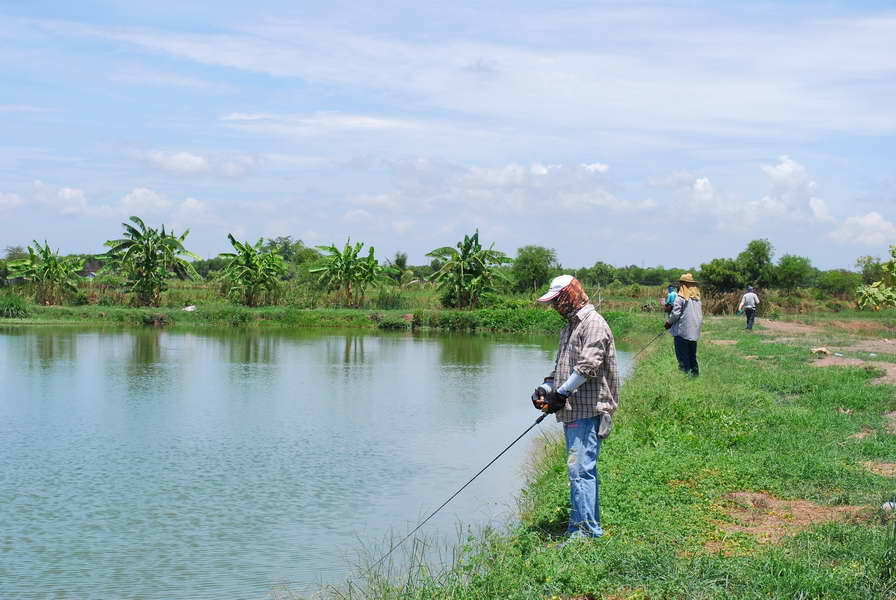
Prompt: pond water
<box><xmin>0</xmin><ymin>326</ymin><xmax>630</xmax><ymax>599</ymax></box>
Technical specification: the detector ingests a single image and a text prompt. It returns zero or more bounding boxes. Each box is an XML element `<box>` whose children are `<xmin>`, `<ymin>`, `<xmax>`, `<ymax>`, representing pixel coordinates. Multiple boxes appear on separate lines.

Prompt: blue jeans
<box><xmin>563</xmin><ymin>416</ymin><xmax>603</xmax><ymax>537</ymax></box>
<box><xmin>673</xmin><ymin>335</ymin><xmax>699</xmax><ymax>375</ymax></box>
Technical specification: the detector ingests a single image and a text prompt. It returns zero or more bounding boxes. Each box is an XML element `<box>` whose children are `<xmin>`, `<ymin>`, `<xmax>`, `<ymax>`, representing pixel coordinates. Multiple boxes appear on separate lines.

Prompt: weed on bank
<box><xmin>318</xmin><ymin>315</ymin><xmax>896</xmax><ymax>600</ymax></box>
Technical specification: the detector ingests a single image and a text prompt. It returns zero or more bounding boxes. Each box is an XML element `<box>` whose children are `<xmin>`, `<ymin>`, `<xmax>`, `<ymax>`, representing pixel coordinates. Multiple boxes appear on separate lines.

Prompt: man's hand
<box><xmin>664</xmin><ymin>321</ymin><xmax>672</xmax><ymax>330</ymax></box>
<box><xmin>543</xmin><ymin>390</ymin><xmax>568</xmax><ymax>414</ymax></box>
<box><xmin>531</xmin><ymin>387</ymin><xmax>548</xmax><ymax>411</ymax></box>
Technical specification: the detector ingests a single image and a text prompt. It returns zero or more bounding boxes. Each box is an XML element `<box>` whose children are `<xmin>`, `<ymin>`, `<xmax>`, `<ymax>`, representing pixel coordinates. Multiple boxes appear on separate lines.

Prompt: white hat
<box><xmin>537</xmin><ymin>274</ymin><xmax>574</xmax><ymax>302</ymax></box>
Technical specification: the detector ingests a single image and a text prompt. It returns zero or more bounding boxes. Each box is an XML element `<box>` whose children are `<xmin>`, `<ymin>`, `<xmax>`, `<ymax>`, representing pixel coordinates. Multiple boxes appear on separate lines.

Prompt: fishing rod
<box><xmin>274</xmin><ymin>329</ymin><xmax>667</xmax><ymax>590</ymax></box>
<box><xmin>630</xmin><ymin>329</ymin><xmax>666</xmax><ymax>362</ymax></box>
<box><xmin>366</xmin><ymin>331</ymin><xmax>667</xmax><ymax>571</ymax></box>
<box><xmin>366</xmin><ymin>412</ymin><xmax>548</xmax><ymax>571</ymax></box>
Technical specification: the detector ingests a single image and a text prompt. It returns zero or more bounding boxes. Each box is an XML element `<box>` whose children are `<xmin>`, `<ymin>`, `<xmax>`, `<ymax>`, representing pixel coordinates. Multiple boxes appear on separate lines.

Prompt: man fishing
<box><xmin>530</xmin><ymin>275</ymin><xmax>619</xmax><ymax>543</ymax></box>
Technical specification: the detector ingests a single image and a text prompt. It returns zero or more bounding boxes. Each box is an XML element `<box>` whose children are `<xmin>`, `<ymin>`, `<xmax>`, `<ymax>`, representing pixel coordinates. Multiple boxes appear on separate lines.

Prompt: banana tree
<box><xmin>218</xmin><ymin>234</ymin><xmax>287</xmax><ymax>306</ymax></box>
<box><xmin>310</xmin><ymin>239</ymin><xmax>393</xmax><ymax>307</ymax></box>
<box><xmin>102</xmin><ymin>216</ymin><xmax>200</xmax><ymax>306</ymax></box>
<box><xmin>426</xmin><ymin>231</ymin><xmax>512</xmax><ymax>308</ymax></box>
<box><xmin>7</xmin><ymin>240</ymin><xmax>84</xmax><ymax>305</ymax></box>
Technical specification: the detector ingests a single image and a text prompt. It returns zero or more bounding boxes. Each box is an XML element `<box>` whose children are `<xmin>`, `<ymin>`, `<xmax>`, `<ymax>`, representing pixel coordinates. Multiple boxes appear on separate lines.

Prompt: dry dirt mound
<box><xmin>759</xmin><ymin>319</ymin><xmax>823</xmax><ymax>335</ymax></box>
<box><xmin>861</xmin><ymin>461</ymin><xmax>896</xmax><ymax>477</ymax></box>
<box><xmin>708</xmin><ymin>492</ymin><xmax>866</xmax><ymax>551</ymax></box>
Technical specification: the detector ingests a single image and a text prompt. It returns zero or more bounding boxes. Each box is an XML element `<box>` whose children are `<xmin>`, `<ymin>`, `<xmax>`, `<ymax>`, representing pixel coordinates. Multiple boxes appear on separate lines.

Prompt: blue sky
<box><xmin>1</xmin><ymin>1</ymin><xmax>894</xmax><ymax>269</ymax></box>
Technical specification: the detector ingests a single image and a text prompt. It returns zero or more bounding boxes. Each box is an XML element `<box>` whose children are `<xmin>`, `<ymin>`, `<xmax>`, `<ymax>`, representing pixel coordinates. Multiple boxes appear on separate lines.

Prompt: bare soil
<box><xmin>830</xmin><ymin>320</ymin><xmax>896</xmax><ymax>335</ymax></box>
<box><xmin>861</xmin><ymin>461</ymin><xmax>896</xmax><ymax>477</ymax></box>
<box><xmin>710</xmin><ymin>339</ymin><xmax>737</xmax><ymax>346</ymax></box>
<box><xmin>708</xmin><ymin>492</ymin><xmax>867</xmax><ymax>552</ymax></box>
<box><xmin>834</xmin><ymin>338</ymin><xmax>896</xmax><ymax>355</ymax></box>
<box><xmin>810</xmin><ymin>356</ymin><xmax>896</xmax><ymax>384</ymax></box>
<box><xmin>758</xmin><ymin>319</ymin><xmax>823</xmax><ymax>335</ymax></box>
<box><xmin>886</xmin><ymin>411</ymin><xmax>896</xmax><ymax>434</ymax></box>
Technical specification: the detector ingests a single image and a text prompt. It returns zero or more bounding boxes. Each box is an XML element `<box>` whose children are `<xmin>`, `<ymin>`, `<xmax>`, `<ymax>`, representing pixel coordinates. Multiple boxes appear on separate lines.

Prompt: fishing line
<box><xmin>365</xmin><ymin>412</ymin><xmax>548</xmax><ymax>572</ymax></box>
<box><xmin>274</xmin><ymin>330</ymin><xmax>665</xmax><ymax>591</ymax></box>
<box><xmin>630</xmin><ymin>329</ymin><xmax>666</xmax><ymax>362</ymax></box>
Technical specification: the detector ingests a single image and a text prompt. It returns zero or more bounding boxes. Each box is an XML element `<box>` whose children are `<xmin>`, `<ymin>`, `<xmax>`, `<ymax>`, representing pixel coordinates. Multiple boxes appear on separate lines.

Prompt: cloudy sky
<box><xmin>1</xmin><ymin>0</ymin><xmax>894</xmax><ymax>269</ymax></box>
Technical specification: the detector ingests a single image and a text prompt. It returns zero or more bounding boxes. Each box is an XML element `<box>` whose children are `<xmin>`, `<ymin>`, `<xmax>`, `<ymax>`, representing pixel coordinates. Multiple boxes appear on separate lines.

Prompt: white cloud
<box><xmin>391</xmin><ymin>219</ymin><xmax>414</xmax><ymax>233</ymax></box>
<box><xmin>346</xmin><ymin>159</ymin><xmax>651</xmax><ymax>221</ymax></box>
<box><xmin>32</xmin><ymin>180</ymin><xmax>92</xmax><ymax>215</ymax></box>
<box><xmin>343</xmin><ymin>208</ymin><xmax>372</xmax><ymax>223</ymax></box>
<box><xmin>146</xmin><ymin>150</ymin><xmax>210</xmax><ymax>175</ymax></box>
<box><xmin>830</xmin><ymin>212</ymin><xmax>896</xmax><ymax>245</ymax></box>
<box><xmin>0</xmin><ymin>192</ymin><xmax>24</xmax><ymax>211</ymax></box>
<box><xmin>757</xmin><ymin>155</ymin><xmax>832</xmax><ymax>222</ymax></box>
<box><xmin>220</xmin><ymin>112</ymin><xmax>425</xmax><ymax>137</ymax></box>
<box><xmin>119</xmin><ymin>187</ymin><xmax>172</xmax><ymax>214</ymax></box>
<box><xmin>219</xmin><ymin>155</ymin><xmax>256</xmax><ymax>177</ymax></box>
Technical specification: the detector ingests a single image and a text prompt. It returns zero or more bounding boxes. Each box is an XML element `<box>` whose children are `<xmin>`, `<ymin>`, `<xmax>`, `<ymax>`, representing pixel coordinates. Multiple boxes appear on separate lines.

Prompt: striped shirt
<box><xmin>546</xmin><ymin>304</ymin><xmax>620</xmax><ymax>423</ymax></box>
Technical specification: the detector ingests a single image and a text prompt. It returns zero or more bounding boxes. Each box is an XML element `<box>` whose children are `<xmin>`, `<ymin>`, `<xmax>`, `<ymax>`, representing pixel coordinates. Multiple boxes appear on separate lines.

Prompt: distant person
<box><xmin>664</xmin><ymin>273</ymin><xmax>703</xmax><ymax>376</ymax></box>
<box><xmin>663</xmin><ymin>284</ymin><xmax>677</xmax><ymax>313</ymax></box>
<box><xmin>737</xmin><ymin>286</ymin><xmax>760</xmax><ymax>331</ymax></box>
<box><xmin>530</xmin><ymin>275</ymin><xmax>619</xmax><ymax>543</ymax></box>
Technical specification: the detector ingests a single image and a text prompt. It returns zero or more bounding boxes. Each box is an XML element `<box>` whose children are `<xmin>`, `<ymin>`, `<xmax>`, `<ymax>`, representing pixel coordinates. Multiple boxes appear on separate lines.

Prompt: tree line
<box><xmin>0</xmin><ymin>216</ymin><xmax>889</xmax><ymax>309</ymax></box>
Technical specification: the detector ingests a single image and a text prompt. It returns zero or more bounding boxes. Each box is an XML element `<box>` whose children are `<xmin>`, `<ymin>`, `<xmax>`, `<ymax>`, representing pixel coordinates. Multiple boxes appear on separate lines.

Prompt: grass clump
<box><xmin>0</xmin><ymin>292</ymin><xmax>30</xmax><ymax>318</ymax></box>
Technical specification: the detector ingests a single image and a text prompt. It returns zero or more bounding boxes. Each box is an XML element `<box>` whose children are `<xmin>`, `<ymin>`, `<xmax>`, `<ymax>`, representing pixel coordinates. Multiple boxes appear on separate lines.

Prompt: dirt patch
<box><xmin>835</xmin><ymin>338</ymin><xmax>896</xmax><ymax>355</ymax></box>
<box><xmin>886</xmin><ymin>412</ymin><xmax>896</xmax><ymax>434</ymax></box>
<box><xmin>759</xmin><ymin>319</ymin><xmax>823</xmax><ymax>335</ymax></box>
<box><xmin>810</xmin><ymin>356</ymin><xmax>896</xmax><ymax>384</ymax></box>
<box><xmin>745</xmin><ymin>355</ymin><xmax>759</xmax><ymax>360</ymax></box>
<box><xmin>812</xmin><ymin>356</ymin><xmax>867</xmax><ymax>368</ymax></box>
<box><xmin>862</xmin><ymin>461</ymin><xmax>896</xmax><ymax>477</ymax></box>
<box><xmin>710</xmin><ymin>339</ymin><xmax>738</xmax><ymax>346</ymax></box>
<box><xmin>830</xmin><ymin>320</ymin><xmax>896</xmax><ymax>335</ymax></box>
<box><xmin>708</xmin><ymin>492</ymin><xmax>866</xmax><ymax>551</ymax></box>
<box><xmin>849</xmin><ymin>427</ymin><xmax>874</xmax><ymax>440</ymax></box>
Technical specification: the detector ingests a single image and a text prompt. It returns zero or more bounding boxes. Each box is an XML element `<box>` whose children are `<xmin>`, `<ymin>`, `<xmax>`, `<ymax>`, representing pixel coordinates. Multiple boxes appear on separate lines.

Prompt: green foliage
<box><xmin>776</xmin><ymin>254</ymin><xmax>815</xmax><ymax>292</ymax></box>
<box><xmin>699</xmin><ymin>257</ymin><xmax>743</xmax><ymax>292</ymax></box>
<box><xmin>6</xmin><ymin>240</ymin><xmax>84</xmax><ymax>304</ymax></box>
<box><xmin>856</xmin><ymin>255</ymin><xmax>884</xmax><ymax>285</ymax></box>
<box><xmin>262</xmin><ymin>236</ymin><xmax>321</xmax><ymax>265</ymax></box>
<box><xmin>310</xmin><ymin>239</ymin><xmax>392</xmax><ymax>307</ymax></box>
<box><xmin>102</xmin><ymin>216</ymin><xmax>200</xmax><ymax>306</ymax></box>
<box><xmin>857</xmin><ymin>246</ymin><xmax>896</xmax><ymax>310</ymax></box>
<box><xmin>218</xmin><ymin>234</ymin><xmax>288</xmax><ymax>306</ymax></box>
<box><xmin>427</xmin><ymin>231</ymin><xmax>512</xmax><ymax>308</ymax></box>
<box><xmin>817</xmin><ymin>269</ymin><xmax>862</xmax><ymax>299</ymax></box>
<box><xmin>512</xmin><ymin>245</ymin><xmax>558</xmax><ymax>292</ymax></box>
<box><xmin>736</xmin><ymin>238</ymin><xmax>775</xmax><ymax>287</ymax></box>
<box><xmin>0</xmin><ymin>292</ymin><xmax>29</xmax><ymax>318</ymax></box>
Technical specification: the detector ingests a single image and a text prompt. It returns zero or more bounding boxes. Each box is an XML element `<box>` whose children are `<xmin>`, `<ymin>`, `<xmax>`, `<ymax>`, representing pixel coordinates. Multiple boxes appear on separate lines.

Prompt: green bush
<box><xmin>0</xmin><ymin>293</ymin><xmax>30</xmax><ymax>318</ymax></box>
<box><xmin>376</xmin><ymin>316</ymin><xmax>410</xmax><ymax>330</ymax></box>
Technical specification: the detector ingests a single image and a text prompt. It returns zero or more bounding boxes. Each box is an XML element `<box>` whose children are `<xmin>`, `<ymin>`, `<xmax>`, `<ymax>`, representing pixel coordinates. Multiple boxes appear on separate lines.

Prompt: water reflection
<box><xmin>0</xmin><ymin>325</ymin><xmax>629</xmax><ymax>600</ymax></box>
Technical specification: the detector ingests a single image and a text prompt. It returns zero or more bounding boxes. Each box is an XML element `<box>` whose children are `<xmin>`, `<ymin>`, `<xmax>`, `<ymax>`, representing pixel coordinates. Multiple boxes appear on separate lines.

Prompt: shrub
<box><xmin>0</xmin><ymin>293</ymin><xmax>30</xmax><ymax>318</ymax></box>
<box><xmin>376</xmin><ymin>316</ymin><xmax>410</xmax><ymax>330</ymax></box>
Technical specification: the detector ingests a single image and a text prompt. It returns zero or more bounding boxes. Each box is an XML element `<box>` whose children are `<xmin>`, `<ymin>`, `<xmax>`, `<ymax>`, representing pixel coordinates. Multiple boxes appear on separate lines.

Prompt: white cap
<box><xmin>537</xmin><ymin>274</ymin><xmax>574</xmax><ymax>302</ymax></box>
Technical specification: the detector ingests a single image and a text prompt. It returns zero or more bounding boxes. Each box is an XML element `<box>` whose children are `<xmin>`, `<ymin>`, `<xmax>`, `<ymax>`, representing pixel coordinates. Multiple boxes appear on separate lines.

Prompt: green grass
<box><xmin>311</xmin><ymin>314</ymin><xmax>896</xmax><ymax>600</ymax></box>
<box><xmin>1</xmin><ymin>303</ymin><xmax>637</xmax><ymax>337</ymax></box>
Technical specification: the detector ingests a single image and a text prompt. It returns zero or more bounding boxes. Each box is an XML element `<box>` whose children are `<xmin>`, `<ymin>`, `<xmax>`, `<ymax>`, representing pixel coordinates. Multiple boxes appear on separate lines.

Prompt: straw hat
<box><xmin>678</xmin><ymin>273</ymin><xmax>699</xmax><ymax>284</ymax></box>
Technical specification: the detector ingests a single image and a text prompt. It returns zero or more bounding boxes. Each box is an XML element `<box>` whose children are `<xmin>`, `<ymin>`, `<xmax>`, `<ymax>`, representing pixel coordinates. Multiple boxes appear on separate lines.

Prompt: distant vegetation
<box><xmin>0</xmin><ymin>216</ymin><xmax>887</xmax><ymax>321</ymax></box>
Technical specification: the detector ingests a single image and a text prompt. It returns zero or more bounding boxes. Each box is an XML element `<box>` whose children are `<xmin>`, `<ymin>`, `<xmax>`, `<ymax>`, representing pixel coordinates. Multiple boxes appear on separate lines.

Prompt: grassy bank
<box><xmin>316</xmin><ymin>314</ymin><xmax>896</xmax><ymax>599</ymax></box>
<box><xmin>0</xmin><ymin>303</ymin><xmax>638</xmax><ymax>337</ymax></box>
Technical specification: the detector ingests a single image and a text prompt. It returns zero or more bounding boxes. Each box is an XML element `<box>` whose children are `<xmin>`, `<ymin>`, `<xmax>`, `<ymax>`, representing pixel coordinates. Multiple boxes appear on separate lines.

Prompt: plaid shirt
<box><xmin>546</xmin><ymin>304</ymin><xmax>619</xmax><ymax>423</ymax></box>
